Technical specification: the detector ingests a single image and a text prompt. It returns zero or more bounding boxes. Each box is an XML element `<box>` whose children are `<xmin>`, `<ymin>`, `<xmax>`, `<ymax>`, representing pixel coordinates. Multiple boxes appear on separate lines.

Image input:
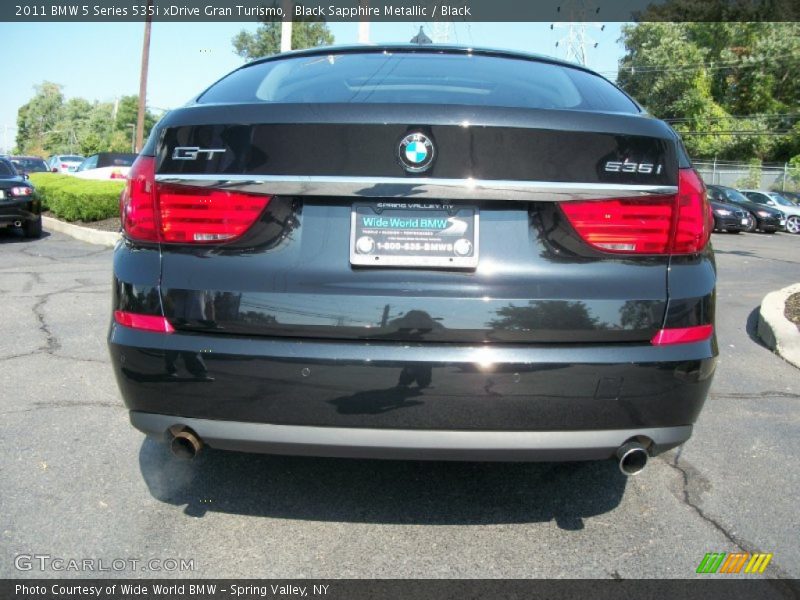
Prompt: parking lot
<box><xmin>1</xmin><ymin>227</ymin><xmax>798</xmax><ymax>579</ymax></box>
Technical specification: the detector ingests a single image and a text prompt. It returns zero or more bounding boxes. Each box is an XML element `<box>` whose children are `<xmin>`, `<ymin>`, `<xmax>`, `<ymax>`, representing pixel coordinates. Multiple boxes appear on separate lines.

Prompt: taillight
<box><xmin>120</xmin><ymin>156</ymin><xmax>271</xmax><ymax>244</ymax></box>
<box><xmin>158</xmin><ymin>184</ymin><xmax>271</xmax><ymax>243</ymax></box>
<box><xmin>559</xmin><ymin>168</ymin><xmax>711</xmax><ymax>255</ymax></box>
<box><xmin>671</xmin><ymin>168</ymin><xmax>713</xmax><ymax>254</ymax></box>
<box><xmin>121</xmin><ymin>156</ymin><xmax>159</xmax><ymax>242</ymax></box>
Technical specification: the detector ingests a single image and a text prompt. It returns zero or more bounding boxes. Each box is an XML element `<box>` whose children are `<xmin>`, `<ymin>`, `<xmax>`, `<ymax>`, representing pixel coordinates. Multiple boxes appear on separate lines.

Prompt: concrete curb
<box><xmin>757</xmin><ymin>283</ymin><xmax>800</xmax><ymax>369</ymax></box>
<box><xmin>43</xmin><ymin>216</ymin><xmax>120</xmax><ymax>248</ymax></box>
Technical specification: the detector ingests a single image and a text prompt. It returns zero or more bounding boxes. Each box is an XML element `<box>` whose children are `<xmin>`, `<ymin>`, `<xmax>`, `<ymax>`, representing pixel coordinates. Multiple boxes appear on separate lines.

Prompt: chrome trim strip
<box><xmin>154</xmin><ymin>174</ymin><xmax>677</xmax><ymax>202</ymax></box>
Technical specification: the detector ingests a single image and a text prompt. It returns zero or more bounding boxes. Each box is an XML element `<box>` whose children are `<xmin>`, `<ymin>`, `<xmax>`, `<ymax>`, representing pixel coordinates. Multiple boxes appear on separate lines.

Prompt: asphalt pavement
<box><xmin>1</xmin><ymin>227</ymin><xmax>798</xmax><ymax>579</ymax></box>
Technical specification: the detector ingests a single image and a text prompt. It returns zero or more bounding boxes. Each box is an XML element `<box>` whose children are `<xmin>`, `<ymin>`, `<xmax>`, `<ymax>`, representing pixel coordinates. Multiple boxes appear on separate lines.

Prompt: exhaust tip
<box><xmin>617</xmin><ymin>442</ymin><xmax>648</xmax><ymax>476</ymax></box>
<box><xmin>13</xmin><ymin>220</ymin><xmax>22</xmax><ymax>228</ymax></box>
<box><xmin>169</xmin><ymin>428</ymin><xmax>203</xmax><ymax>460</ymax></box>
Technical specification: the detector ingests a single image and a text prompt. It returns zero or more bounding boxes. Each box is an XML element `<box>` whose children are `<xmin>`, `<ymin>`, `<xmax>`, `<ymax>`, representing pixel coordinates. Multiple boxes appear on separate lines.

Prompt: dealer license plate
<box><xmin>350</xmin><ymin>202</ymin><xmax>479</xmax><ymax>268</ymax></box>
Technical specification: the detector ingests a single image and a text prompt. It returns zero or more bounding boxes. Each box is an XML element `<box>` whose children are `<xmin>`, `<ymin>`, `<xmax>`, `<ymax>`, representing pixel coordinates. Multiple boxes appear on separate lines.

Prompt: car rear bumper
<box><xmin>0</xmin><ymin>200</ymin><xmax>40</xmax><ymax>225</ymax></box>
<box><xmin>110</xmin><ymin>325</ymin><xmax>716</xmax><ymax>460</ymax></box>
<box><xmin>131</xmin><ymin>411</ymin><xmax>692</xmax><ymax>461</ymax></box>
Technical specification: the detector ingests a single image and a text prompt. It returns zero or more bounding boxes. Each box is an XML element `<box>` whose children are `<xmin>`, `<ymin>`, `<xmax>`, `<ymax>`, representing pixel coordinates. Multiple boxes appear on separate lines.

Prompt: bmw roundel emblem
<box><xmin>398</xmin><ymin>132</ymin><xmax>435</xmax><ymax>173</ymax></box>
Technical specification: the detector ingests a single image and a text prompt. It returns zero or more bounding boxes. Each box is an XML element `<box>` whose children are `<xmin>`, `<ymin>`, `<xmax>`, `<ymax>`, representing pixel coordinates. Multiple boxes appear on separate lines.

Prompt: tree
<box><xmin>617</xmin><ymin>22</ymin><xmax>800</xmax><ymax>161</ymax></box>
<box><xmin>787</xmin><ymin>155</ymin><xmax>800</xmax><ymax>191</ymax></box>
<box><xmin>15</xmin><ymin>82</ymin><xmax>156</xmax><ymax>156</ymax></box>
<box><xmin>735</xmin><ymin>158</ymin><xmax>763</xmax><ymax>189</ymax></box>
<box><xmin>233</xmin><ymin>20</ymin><xmax>334</xmax><ymax>61</ymax></box>
<box><xmin>16</xmin><ymin>82</ymin><xmax>64</xmax><ymax>155</ymax></box>
<box><xmin>115</xmin><ymin>96</ymin><xmax>156</xmax><ymax>135</ymax></box>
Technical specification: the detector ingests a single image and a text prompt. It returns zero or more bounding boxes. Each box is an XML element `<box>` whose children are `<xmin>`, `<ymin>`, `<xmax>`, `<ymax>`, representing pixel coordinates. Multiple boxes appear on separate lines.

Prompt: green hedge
<box><xmin>29</xmin><ymin>173</ymin><xmax>124</xmax><ymax>222</ymax></box>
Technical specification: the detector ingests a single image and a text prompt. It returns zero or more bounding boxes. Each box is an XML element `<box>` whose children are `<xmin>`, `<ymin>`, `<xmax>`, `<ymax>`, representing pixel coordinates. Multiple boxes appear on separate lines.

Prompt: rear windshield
<box><xmin>0</xmin><ymin>161</ymin><xmax>17</xmax><ymax>177</ymax></box>
<box><xmin>198</xmin><ymin>51</ymin><xmax>639</xmax><ymax>113</ymax></box>
<box><xmin>12</xmin><ymin>158</ymin><xmax>48</xmax><ymax>172</ymax></box>
<box><xmin>98</xmin><ymin>155</ymin><xmax>136</xmax><ymax>167</ymax></box>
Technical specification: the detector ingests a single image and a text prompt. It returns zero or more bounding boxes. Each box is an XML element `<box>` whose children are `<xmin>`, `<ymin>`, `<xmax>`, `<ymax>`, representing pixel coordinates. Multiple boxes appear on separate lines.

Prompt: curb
<box><xmin>757</xmin><ymin>283</ymin><xmax>800</xmax><ymax>369</ymax></box>
<box><xmin>43</xmin><ymin>216</ymin><xmax>120</xmax><ymax>248</ymax></box>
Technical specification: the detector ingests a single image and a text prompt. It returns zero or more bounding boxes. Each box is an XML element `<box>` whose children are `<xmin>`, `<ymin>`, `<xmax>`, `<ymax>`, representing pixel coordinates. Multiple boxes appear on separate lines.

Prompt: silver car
<box><xmin>740</xmin><ymin>190</ymin><xmax>800</xmax><ymax>234</ymax></box>
<box><xmin>47</xmin><ymin>154</ymin><xmax>85</xmax><ymax>174</ymax></box>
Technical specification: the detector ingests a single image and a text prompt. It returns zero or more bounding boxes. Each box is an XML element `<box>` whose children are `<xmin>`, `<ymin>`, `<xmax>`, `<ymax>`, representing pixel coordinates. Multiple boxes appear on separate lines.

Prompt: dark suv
<box><xmin>108</xmin><ymin>46</ymin><xmax>717</xmax><ymax>475</ymax></box>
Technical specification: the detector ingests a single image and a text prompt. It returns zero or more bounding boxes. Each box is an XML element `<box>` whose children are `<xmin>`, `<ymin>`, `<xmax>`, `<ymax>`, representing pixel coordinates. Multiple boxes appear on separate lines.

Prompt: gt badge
<box><xmin>172</xmin><ymin>146</ymin><xmax>226</xmax><ymax>160</ymax></box>
<box><xmin>398</xmin><ymin>133</ymin><xmax>435</xmax><ymax>173</ymax></box>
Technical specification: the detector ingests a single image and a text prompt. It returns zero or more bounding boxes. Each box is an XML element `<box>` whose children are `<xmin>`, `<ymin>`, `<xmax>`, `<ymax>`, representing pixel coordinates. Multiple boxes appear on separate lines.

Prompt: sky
<box><xmin>0</xmin><ymin>21</ymin><xmax>625</xmax><ymax>153</ymax></box>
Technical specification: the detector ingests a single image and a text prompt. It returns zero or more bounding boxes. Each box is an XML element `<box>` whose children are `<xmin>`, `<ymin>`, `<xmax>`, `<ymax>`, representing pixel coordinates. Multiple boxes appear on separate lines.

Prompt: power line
<box><xmin>599</xmin><ymin>56</ymin><xmax>800</xmax><ymax>76</ymax></box>
<box><xmin>680</xmin><ymin>130</ymin><xmax>794</xmax><ymax>136</ymax></box>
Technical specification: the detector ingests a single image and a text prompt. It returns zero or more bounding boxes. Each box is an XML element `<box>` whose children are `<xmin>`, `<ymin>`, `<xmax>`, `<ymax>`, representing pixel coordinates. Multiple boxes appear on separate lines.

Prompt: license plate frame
<box><xmin>349</xmin><ymin>202</ymin><xmax>479</xmax><ymax>269</ymax></box>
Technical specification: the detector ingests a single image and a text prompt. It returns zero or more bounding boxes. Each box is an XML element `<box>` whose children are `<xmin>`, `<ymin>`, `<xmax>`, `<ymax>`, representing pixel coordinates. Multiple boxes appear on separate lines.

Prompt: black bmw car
<box><xmin>0</xmin><ymin>158</ymin><xmax>41</xmax><ymax>238</ymax></box>
<box><xmin>706</xmin><ymin>184</ymin><xmax>784</xmax><ymax>233</ymax></box>
<box><xmin>109</xmin><ymin>45</ymin><xmax>717</xmax><ymax>475</ymax></box>
<box><xmin>708</xmin><ymin>197</ymin><xmax>750</xmax><ymax>233</ymax></box>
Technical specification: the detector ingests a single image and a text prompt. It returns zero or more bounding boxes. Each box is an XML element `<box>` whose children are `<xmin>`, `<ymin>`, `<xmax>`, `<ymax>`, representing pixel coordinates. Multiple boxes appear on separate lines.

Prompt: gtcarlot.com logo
<box><xmin>696</xmin><ymin>552</ymin><xmax>773</xmax><ymax>574</ymax></box>
<box><xmin>14</xmin><ymin>554</ymin><xmax>195</xmax><ymax>573</ymax></box>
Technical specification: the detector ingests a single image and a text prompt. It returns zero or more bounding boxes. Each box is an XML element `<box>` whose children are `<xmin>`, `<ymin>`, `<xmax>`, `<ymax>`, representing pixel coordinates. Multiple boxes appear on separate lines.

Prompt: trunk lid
<box><xmin>154</xmin><ymin>108</ymin><xmax>676</xmax><ymax>344</ymax></box>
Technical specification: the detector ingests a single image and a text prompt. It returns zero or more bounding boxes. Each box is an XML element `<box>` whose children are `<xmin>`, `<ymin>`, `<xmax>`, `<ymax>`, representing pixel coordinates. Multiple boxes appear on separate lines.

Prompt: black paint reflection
<box><xmin>164</xmin><ymin>351</ymin><xmax>214</xmax><ymax>382</ymax></box>
<box><xmin>327</xmin><ymin>385</ymin><xmax>425</xmax><ymax>416</ymax></box>
<box><xmin>488</xmin><ymin>300</ymin><xmax>608</xmax><ymax>332</ymax></box>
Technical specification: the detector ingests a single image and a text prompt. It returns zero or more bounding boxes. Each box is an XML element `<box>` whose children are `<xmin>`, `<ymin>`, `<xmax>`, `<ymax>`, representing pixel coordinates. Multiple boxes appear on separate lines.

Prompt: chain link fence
<box><xmin>694</xmin><ymin>160</ymin><xmax>799</xmax><ymax>191</ymax></box>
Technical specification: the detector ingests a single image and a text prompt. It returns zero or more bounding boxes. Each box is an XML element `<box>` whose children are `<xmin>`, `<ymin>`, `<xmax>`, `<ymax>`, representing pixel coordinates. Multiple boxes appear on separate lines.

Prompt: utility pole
<box><xmin>358</xmin><ymin>0</ymin><xmax>370</xmax><ymax>43</ymax></box>
<box><xmin>127</xmin><ymin>124</ymin><xmax>136</xmax><ymax>153</ymax></box>
<box><xmin>135</xmin><ymin>0</ymin><xmax>153</xmax><ymax>153</ymax></box>
<box><xmin>281</xmin><ymin>0</ymin><xmax>292</xmax><ymax>52</ymax></box>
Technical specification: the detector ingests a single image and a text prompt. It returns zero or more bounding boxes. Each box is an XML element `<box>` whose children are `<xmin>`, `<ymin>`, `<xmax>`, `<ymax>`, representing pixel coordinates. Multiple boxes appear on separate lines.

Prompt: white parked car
<box><xmin>48</xmin><ymin>154</ymin><xmax>85</xmax><ymax>173</ymax></box>
<box><xmin>740</xmin><ymin>190</ymin><xmax>800</xmax><ymax>234</ymax></box>
<box><xmin>72</xmin><ymin>153</ymin><xmax>137</xmax><ymax>180</ymax></box>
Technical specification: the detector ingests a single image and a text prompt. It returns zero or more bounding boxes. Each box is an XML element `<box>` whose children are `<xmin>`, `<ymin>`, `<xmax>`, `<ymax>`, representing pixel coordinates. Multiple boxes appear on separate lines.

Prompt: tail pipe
<box><xmin>13</xmin><ymin>220</ymin><xmax>22</xmax><ymax>228</ymax></box>
<box><xmin>169</xmin><ymin>426</ymin><xmax>203</xmax><ymax>460</ymax></box>
<box><xmin>616</xmin><ymin>441</ymin><xmax>649</xmax><ymax>476</ymax></box>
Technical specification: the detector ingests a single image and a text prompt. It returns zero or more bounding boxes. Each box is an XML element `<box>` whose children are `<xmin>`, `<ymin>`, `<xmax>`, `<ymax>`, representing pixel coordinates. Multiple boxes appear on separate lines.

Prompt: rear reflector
<box><xmin>121</xmin><ymin>156</ymin><xmax>272</xmax><ymax>244</ymax></box>
<box><xmin>650</xmin><ymin>324</ymin><xmax>713</xmax><ymax>345</ymax></box>
<box><xmin>114</xmin><ymin>310</ymin><xmax>174</xmax><ymax>334</ymax></box>
<box><xmin>560</xmin><ymin>168</ymin><xmax>712</xmax><ymax>255</ymax></box>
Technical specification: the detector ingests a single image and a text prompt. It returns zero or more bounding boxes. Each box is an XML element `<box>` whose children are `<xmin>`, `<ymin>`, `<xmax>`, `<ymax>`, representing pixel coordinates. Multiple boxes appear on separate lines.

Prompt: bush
<box><xmin>28</xmin><ymin>173</ymin><xmax>124</xmax><ymax>222</ymax></box>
